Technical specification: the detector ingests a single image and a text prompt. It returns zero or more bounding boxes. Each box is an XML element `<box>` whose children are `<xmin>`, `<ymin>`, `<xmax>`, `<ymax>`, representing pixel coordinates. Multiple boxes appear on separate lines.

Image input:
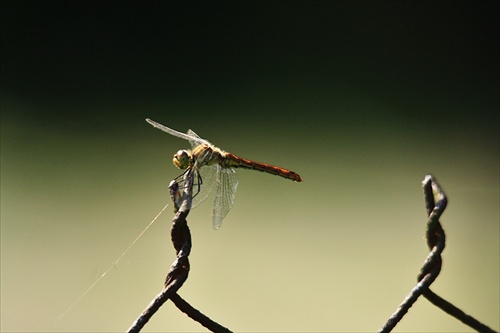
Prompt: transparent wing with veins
<box><xmin>146</xmin><ymin>118</ymin><xmax>211</xmax><ymax>147</ymax></box>
<box><xmin>191</xmin><ymin>161</ymin><xmax>217</xmax><ymax>208</ymax></box>
<box><xmin>213</xmin><ymin>165</ymin><xmax>238</xmax><ymax>229</ymax></box>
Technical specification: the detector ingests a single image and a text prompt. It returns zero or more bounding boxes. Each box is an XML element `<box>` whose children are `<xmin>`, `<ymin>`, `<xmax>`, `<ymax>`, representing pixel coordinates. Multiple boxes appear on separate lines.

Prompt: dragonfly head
<box><xmin>173</xmin><ymin>149</ymin><xmax>192</xmax><ymax>169</ymax></box>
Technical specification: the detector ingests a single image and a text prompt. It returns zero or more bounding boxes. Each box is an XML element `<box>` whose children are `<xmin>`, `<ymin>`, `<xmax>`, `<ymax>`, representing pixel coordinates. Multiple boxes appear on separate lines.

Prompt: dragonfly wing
<box><xmin>186</xmin><ymin>129</ymin><xmax>211</xmax><ymax>149</ymax></box>
<box><xmin>191</xmin><ymin>164</ymin><xmax>217</xmax><ymax>208</ymax></box>
<box><xmin>146</xmin><ymin>118</ymin><xmax>210</xmax><ymax>146</ymax></box>
<box><xmin>212</xmin><ymin>165</ymin><xmax>239</xmax><ymax>230</ymax></box>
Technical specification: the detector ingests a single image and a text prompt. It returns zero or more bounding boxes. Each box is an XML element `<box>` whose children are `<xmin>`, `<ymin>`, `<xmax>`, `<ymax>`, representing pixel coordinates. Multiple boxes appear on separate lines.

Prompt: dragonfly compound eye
<box><xmin>173</xmin><ymin>150</ymin><xmax>191</xmax><ymax>169</ymax></box>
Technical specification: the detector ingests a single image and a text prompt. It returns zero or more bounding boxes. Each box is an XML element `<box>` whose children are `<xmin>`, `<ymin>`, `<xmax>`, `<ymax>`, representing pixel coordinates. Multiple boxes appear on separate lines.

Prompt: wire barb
<box><xmin>378</xmin><ymin>175</ymin><xmax>497</xmax><ymax>333</ymax></box>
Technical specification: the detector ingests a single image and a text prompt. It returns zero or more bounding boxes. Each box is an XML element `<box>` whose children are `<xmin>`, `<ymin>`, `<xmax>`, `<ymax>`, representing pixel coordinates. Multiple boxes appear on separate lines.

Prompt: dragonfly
<box><xmin>146</xmin><ymin>118</ymin><xmax>303</xmax><ymax>229</ymax></box>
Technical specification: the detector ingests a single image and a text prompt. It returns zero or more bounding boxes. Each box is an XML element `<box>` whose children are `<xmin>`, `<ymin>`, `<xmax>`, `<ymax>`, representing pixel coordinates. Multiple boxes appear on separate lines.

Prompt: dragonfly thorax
<box><xmin>173</xmin><ymin>149</ymin><xmax>192</xmax><ymax>169</ymax></box>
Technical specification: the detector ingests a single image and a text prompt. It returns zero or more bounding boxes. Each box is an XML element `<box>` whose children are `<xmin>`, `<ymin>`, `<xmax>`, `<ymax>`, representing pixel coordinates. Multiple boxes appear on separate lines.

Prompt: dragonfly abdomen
<box><xmin>221</xmin><ymin>152</ymin><xmax>303</xmax><ymax>182</ymax></box>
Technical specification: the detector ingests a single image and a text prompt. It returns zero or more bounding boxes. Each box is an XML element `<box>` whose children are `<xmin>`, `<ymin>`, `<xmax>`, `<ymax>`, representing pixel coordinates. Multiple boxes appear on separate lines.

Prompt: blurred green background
<box><xmin>1</xmin><ymin>1</ymin><xmax>498</xmax><ymax>332</ymax></box>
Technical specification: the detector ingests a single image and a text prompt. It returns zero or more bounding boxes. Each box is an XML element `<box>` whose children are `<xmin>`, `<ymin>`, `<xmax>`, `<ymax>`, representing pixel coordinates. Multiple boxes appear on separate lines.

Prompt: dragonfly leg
<box><xmin>192</xmin><ymin>172</ymin><xmax>203</xmax><ymax>200</ymax></box>
<box><xmin>174</xmin><ymin>169</ymin><xmax>203</xmax><ymax>200</ymax></box>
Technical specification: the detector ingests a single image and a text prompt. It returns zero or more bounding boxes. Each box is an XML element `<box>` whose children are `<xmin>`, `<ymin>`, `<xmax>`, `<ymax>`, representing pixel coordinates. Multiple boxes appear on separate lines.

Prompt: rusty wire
<box><xmin>127</xmin><ymin>171</ymin><xmax>496</xmax><ymax>332</ymax></box>
<box><xmin>378</xmin><ymin>175</ymin><xmax>497</xmax><ymax>333</ymax></box>
<box><xmin>127</xmin><ymin>169</ymin><xmax>231</xmax><ymax>333</ymax></box>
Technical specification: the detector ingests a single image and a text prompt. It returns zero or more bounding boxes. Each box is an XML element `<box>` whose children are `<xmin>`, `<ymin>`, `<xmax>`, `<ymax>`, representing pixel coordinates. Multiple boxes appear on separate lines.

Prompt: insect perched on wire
<box><xmin>146</xmin><ymin>118</ymin><xmax>303</xmax><ymax>229</ymax></box>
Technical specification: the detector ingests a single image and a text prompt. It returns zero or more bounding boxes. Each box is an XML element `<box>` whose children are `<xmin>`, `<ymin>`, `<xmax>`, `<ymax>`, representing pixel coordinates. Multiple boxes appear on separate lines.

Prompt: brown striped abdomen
<box><xmin>221</xmin><ymin>152</ymin><xmax>303</xmax><ymax>182</ymax></box>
